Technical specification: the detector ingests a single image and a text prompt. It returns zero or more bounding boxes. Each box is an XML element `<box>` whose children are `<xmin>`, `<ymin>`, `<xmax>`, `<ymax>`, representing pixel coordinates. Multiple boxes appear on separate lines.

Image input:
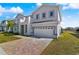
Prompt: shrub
<box><xmin>3</xmin><ymin>32</ymin><xmax>14</xmax><ymax>36</ymax></box>
<box><xmin>76</xmin><ymin>28</ymin><xmax>79</xmax><ymax>33</ymax></box>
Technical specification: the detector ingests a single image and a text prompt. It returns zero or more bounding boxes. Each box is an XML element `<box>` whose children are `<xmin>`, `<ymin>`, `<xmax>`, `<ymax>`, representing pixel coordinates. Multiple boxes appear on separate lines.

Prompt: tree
<box><xmin>61</xmin><ymin>27</ymin><xmax>63</xmax><ymax>33</ymax></box>
<box><xmin>64</xmin><ymin>27</ymin><xmax>74</xmax><ymax>31</ymax></box>
<box><xmin>76</xmin><ymin>28</ymin><xmax>79</xmax><ymax>33</ymax></box>
<box><xmin>7</xmin><ymin>20</ymin><xmax>14</xmax><ymax>32</ymax></box>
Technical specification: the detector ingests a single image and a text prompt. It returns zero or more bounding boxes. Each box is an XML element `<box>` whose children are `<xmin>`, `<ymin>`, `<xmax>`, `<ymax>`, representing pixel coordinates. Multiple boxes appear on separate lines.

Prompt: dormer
<box><xmin>1</xmin><ymin>20</ymin><xmax>8</xmax><ymax>26</ymax></box>
<box><xmin>14</xmin><ymin>13</ymin><xmax>24</xmax><ymax>24</ymax></box>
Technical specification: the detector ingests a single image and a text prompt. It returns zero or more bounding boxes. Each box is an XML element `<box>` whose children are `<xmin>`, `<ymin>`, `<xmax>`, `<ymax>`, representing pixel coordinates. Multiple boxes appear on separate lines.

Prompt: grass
<box><xmin>41</xmin><ymin>31</ymin><xmax>79</xmax><ymax>55</ymax></box>
<box><xmin>0</xmin><ymin>32</ymin><xmax>20</xmax><ymax>43</ymax></box>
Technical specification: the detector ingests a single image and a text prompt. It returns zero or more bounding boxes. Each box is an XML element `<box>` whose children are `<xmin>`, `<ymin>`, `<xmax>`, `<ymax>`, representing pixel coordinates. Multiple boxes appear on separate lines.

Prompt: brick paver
<box><xmin>0</xmin><ymin>36</ymin><xmax>52</xmax><ymax>55</ymax></box>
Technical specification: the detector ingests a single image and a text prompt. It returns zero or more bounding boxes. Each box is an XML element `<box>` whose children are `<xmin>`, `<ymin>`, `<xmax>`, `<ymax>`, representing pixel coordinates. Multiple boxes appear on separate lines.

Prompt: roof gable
<box><xmin>32</xmin><ymin>4</ymin><xmax>60</xmax><ymax>14</ymax></box>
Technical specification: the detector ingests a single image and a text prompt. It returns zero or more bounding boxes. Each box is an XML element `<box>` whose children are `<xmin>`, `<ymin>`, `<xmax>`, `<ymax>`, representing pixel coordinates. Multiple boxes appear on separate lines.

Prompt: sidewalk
<box><xmin>0</xmin><ymin>47</ymin><xmax>7</xmax><ymax>55</ymax></box>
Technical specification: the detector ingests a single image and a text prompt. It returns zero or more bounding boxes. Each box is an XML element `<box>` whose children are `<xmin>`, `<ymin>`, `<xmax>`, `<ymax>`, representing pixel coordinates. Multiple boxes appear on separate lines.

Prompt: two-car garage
<box><xmin>31</xmin><ymin>21</ymin><xmax>58</xmax><ymax>38</ymax></box>
<box><xmin>33</xmin><ymin>26</ymin><xmax>56</xmax><ymax>38</ymax></box>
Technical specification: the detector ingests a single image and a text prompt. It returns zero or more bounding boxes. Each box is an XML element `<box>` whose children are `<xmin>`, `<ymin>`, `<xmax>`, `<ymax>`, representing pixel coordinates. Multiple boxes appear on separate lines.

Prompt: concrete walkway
<box><xmin>0</xmin><ymin>47</ymin><xmax>7</xmax><ymax>55</ymax></box>
<box><xmin>0</xmin><ymin>36</ymin><xmax>53</xmax><ymax>55</ymax></box>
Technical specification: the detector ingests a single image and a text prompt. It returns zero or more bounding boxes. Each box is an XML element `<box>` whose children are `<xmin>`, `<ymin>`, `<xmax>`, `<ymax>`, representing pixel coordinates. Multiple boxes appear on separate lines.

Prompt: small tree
<box><xmin>61</xmin><ymin>27</ymin><xmax>63</xmax><ymax>33</ymax></box>
<box><xmin>7</xmin><ymin>20</ymin><xmax>14</xmax><ymax>32</ymax></box>
<box><xmin>76</xmin><ymin>28</ymin><xmax>79</xmax><ymax>33</ymax></box>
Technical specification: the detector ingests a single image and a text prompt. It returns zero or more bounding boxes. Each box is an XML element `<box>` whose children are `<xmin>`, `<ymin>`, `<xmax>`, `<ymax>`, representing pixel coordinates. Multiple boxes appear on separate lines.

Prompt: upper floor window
<box><xmin>42</xmin><ymin>13</ymin><xmax>46</xmax><ymax>18</ymax></box>
<box><xmin>36</xmin><ymin>14</ymin><xmax>39</xmax><ymax>19</ymax></box>
<box><xmin>50</xmin><ymin>11</ymin><xmax>54</xmax><ymax>17</ymax></box>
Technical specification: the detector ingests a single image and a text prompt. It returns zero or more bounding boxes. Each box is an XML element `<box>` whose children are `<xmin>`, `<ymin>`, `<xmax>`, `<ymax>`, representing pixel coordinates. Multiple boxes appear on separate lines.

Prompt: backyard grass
<box><xmin>0</xmin><ymin>32</ymin><xmax>20</xmax><ymax>43</ymax></box>
<box><xmin>41</xmin><ymin>31</ymin><xmax>79</xmax><ymax>55</ymax></box>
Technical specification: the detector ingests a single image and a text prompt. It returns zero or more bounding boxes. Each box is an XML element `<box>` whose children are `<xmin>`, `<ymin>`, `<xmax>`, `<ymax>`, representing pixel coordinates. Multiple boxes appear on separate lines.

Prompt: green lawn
<box><xmin>0</xmin><ymin>32</ymin><xmax>20</xmax><ymax>43</ymax></box>
<box><xmin>41</xmin><ymin>31</ymin><xmax>79</xmax><ymax>55</ymax></box>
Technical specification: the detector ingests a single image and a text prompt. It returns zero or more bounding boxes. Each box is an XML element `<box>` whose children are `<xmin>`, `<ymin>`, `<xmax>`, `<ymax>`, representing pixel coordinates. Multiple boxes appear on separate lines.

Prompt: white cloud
<box><xmin>9</xmin><ymin>7</ymin><xmax>23</xmax><ymax>13</ymax></box>
<box><xmin>0</xmin><ymin>5</ymin><xmax>6</xmax><ymax>16</ymax></box>
<box><xmin>63</xmin><ymin>3</ymin><xmax>79</xmax><ymax>10</ymax></box>
<box><xmin>0</xmin><ymin>5</ymin><xmax>24</xmax><ymax>15</ymax></box>
<box><xmin>61</xmin><ymin>16</ymin><xmax>79</xmax><ymax>28</ymax></box>
<box><xmin>36</xmin><ymin>3</ymin><xmax>42</xmax><ymax>6</ymax></box>
<box><xmin>62</xmin><ymin>6</ymin><xmax>69</xmax><ymax>10</ymax></box>
<box><xmin>0</xmin><ymin>5</ymin><xmax>5</xmax><ymax>13</ymax></box>
<box><xmin>69</xmin><ymin>3</ymin><xmax>79</xmax><ymax>9</ymax></box>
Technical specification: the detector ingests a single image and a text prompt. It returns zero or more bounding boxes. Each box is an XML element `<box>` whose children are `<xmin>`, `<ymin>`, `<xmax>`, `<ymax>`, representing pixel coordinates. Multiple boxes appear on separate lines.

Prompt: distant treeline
<box><xmin>63</xmin><ymin>27</ymin><xmax>79</xmax><ymax>33</ymax></box>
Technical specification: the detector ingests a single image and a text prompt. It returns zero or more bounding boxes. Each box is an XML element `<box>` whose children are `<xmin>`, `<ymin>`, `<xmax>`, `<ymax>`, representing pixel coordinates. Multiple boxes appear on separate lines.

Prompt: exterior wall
<box><xmin>26</xmin><ymin>17</ymin><xmax>32</xmax><ymax>35</ymax></box>
<box><xmin>13</xmin><ymin>14</ymin><xmax>24</xmax><ymax>34</ymax></box>
<box><xmin>31</xmin><ymin>4</ymin><xmax>59</xmax><ymax>23</ymax></box>
<box><xmin>19</xmin><ymin>16</ymin><xmax>32</xmax><ymax>36</ymax></box>
<box><xmin>57</xmin><ymin>24</ymin><xmax>61</xmax><ymax>37</ymax></box>
<box><xmin>32</xmin><ymin>22</ymin><xmax>58</xmax><ymax>27</ymax></box>
<box><xmin>13</xmin><ymin>24</ymin><xmax>19</xmax><ymax>33</ymax></box>
<box><xmin>31</xmin><ymin>4</ymin><xmax>61</xmax><ymax>38</ymax></box>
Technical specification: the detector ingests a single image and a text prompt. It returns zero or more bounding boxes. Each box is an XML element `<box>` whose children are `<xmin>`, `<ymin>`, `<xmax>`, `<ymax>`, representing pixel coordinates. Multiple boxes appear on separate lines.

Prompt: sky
<box><xmin>0</xmin><ymin>3</ymin><xmax>79</xmax><ymax>28</ymax></box>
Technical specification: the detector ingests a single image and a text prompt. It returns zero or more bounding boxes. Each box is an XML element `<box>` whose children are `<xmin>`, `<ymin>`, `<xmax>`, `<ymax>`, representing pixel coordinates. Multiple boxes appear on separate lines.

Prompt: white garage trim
<box><xmin>33</xmin><ymin>26</ymin><xmax>57</xmax><ymax>38</ymax></box>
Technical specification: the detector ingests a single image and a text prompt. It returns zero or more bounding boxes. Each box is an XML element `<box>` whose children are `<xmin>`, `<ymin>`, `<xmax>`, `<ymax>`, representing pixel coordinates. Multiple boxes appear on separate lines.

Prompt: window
<box><xmin>53</xmin><ymin>26</ymin><xmax>57</xmax><ymax>35</ymax></box>
<box><xmin>36</xmin><ymin>14</ymin><xmax>39</xmax><ymax>19</ymax></box>
<box><xmin>50</xmin><ymin>11</ymin><xmax>54</xmax><ymax>17</ymax></box>
<box><xmin>25</xmin><ymin>25</ymin><xmax>27</xmax><ymax>32</ymax></box>
<box><xmin>42</xmin><ymin>13</ymin><xmax>46</xmax><ymax>18</ymax></box>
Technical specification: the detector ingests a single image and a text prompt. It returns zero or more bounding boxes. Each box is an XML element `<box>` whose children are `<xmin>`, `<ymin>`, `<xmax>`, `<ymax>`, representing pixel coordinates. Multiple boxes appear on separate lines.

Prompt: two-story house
<box><xmin>13</xmin><ymin>4</ymin><xmax>62</xmax><ymax>38</ymax></box>
<box><xmin>31</xmin><ymin>4</ymin><xmax>61</xmax><ymax>38</ymax></box>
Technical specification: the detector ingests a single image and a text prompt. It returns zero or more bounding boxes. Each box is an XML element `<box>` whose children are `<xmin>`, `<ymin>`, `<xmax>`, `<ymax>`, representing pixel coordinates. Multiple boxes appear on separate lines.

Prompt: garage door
<box><xmin>34</xmin><ymin>27</ymin><xmax>54</xmax><ymax>38</ymax></box>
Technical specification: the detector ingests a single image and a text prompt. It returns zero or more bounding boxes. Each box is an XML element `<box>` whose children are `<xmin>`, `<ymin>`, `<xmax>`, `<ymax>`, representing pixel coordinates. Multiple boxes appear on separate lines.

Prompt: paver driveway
<box><xmin>0</xmin><ymin>36</ymin><xmax>52</xmax><ymax>55</ymax></box>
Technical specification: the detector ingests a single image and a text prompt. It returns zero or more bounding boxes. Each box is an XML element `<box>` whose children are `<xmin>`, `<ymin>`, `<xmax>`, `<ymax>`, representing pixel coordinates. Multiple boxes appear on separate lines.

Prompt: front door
<box><xmin>21</xmin><ymin>25</ymin><xmax>24</xmax><ymax>35</ymax></box>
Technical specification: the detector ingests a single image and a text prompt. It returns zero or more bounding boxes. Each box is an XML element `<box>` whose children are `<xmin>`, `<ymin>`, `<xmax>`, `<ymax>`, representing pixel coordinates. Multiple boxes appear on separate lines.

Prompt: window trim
<box><xmin>49</xmin><ymin>11</ymin><xmax>54</xmax><ymax>17</ymax></box>
<box><xmin>36</xmin><ymin>14</ymin><xmax>39</xmax><ymax>19</ymax></box>
<box><xmin>42</xmin><ymin>13</ymin><xmax>46</xmax><ymax>18</ymax></box>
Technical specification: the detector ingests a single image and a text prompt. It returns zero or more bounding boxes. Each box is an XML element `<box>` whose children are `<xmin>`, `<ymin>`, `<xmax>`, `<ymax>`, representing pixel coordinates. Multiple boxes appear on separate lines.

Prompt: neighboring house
<box><xmin>0</xmin><ymin>26</ymin><xmax>2</xmax><ymax>31</ymax></box>
<box><xmin>0</xmin><ymin>22</ymin><xmax>2</xmax><ymax>31</ymax></box>
<box><xmin>13</xmin><ymin>4</ymin><xmax>62</xmax><ymax>38</ymax></box>
<box><xmin>1</xmin><ymin>20</ymin><xmax>8</xmax><ymax>32</ymax></box>
<box><xmin>0</xmin><ymin>20</ymin><xmax>14</xmax><ymax>32</ymax></box>
<box><xmin>13</xmin><ymin>13</ymin><xmax>24</xmax><ymax>34</ymax></box>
